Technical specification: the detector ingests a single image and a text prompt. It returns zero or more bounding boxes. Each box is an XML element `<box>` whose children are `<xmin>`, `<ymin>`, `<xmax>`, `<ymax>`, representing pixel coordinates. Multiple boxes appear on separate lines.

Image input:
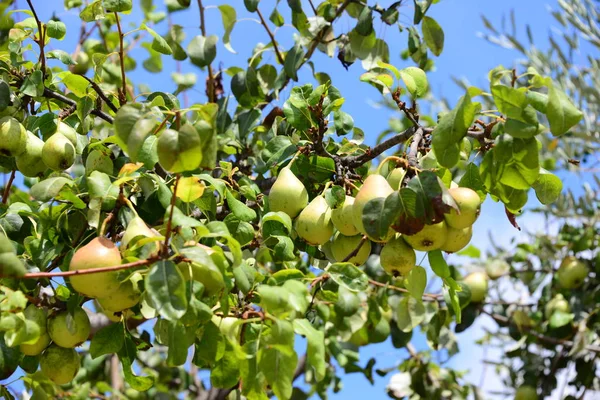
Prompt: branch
<box><xmin>293</xmin><ymin>354</ymin><xmax>308</xmax><ymax>382</ymax></box>
<box><xmin>197</xmin><ymin>0</ymin><xmax>215</xmax><ymax>102</ymax></box>
<box><xmin>25</xmin><ymin>0</ymin><xmax>46</xmax><ymax>78</ymax></box>
<box><xmin>42</xmin><ymin>86</ymin><xmax>114</xmax><ymax>123</ymax></box>
<box><xmin>341</xmin><ymin>235</ymin><xmax>368</xmax><ymax>262</ymax></box>
<box><xmin>163</xmin><ymin>174</ymin><xmax>181</xmax><ymax>255</ymax></box>
<box><xmin>342</xmin><ymin>126</ymin><xmax>418</xmax><ymax>169</ymax></box>
<box><xmin>113</xmin><ymin>12</ymin><xmax>127</xmax><ymax>105</ymax></box>
<box><xmin>407</xmin><ymin>127</ymin><xmax>424</xmax><ymax>168</ymax></box>
<box><xmin>368</xmin><ymin>279</ymin><xmax>443</xmax><ymax>301</ymax></box>
<box><xmin>2</xmin><ymin>170</ymin><xmax>16</xmax><ymax>204</ymax></box>
<box><xmin>81</xmin><ymin>75</ymin><xmax>119</xmax><ymax>113</ymax></box>
<box><xmin>256</xmin><ymin>8</ymin><xmax>285</xmax><ymax>65</ymax></box>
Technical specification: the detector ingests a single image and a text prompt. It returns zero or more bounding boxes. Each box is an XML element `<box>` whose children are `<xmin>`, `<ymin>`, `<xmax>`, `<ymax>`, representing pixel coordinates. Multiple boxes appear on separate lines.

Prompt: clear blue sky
<box><xmin>5</xmin><ymin>0</ymin><xmax>580</xmax><ymax>398</ymax></box>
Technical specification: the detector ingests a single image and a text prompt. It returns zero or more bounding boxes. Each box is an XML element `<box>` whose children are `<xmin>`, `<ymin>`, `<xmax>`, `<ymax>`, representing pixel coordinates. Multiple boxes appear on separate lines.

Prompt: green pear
<box><xmin>403</xmin><ymin>221</ymin><xmax>448</xmax><ymax>251</ymax></box>
<box><xmin>440</xmin><ymin>226</ymin><xmax>472</xmax><ymax>253</ymax></box>
<box><xmin>97</xmin><ymin>277</ymin><xmax>141</xmax><ymax>312</ymax></box>
<box><xmin>42</xmin><ymin>133</ymin><xmax>76</xmax><ymax>171</ymax></box>
<box><xmin>352</xmin><ymin>174</ymin><xmax>395</xmax><ymax>242</ymax></box>
<box><xmin>20</xmin><ymin>332</ymin><xmax>51</xmax><ymax>356</ymax></box>
<box><xmin>462</xmin><ymin>271</ymin><xmax>488</xmax><ymax>303</ymax></box>
<box><xmin>157</xmin><ymin>126</ymin><xmax>202</xmax><ymax>173</ymax></box>
<box><xmin>15</xmin><ymin>131</ymin><xmax>46</xmax><ymax>177</ymax></box>
<box><xmin>268</xmin><ymin>167</ymin><xmax>308</xmax><ymax>218</ymax></box>
<box><xmin>380</xmin><ymin>234</ymin><xmax>416</xmax><ymax>276</ymax></box>
<box><xmin>330</xmin><ymin>233</ymin><xmax>371</xmax><ymax>266</ymax></box>
<box><xmin>47</xmin><ymin>307</ymin><xmax>90</xmax><ymax>348</ymax></box>
<box><xmin>211</xmin><ymin>315</ymin><xmax>241</xmax><ymax>338</ymax></box>
<box><xmin>70</xmin><ymin>52</ymin><xmax>90</xmax><ymax>75</ymax></box>
<box><xmin>331</xmin><ymin>196</ymin><xmax>359</xmax><ymax>236</ymax></box>
<box><xmin>485</xmin><ymin>259</ymin><xmax>510</xmax><ymax>280</ymax></box>
<box><xmin>368</xmin><ymin>317</ymin><xmax>391</xmax><ymax>343</ymax></box>
<box><xmin>0</xmin><ymin>116</ymin><xmax>27</xmax><ymax>157</ymax></box>
<box><xmin>444</xmin><ymin>187</ymin><xmax>481</xmax><ymax>229</ymax></box>
<box><xmin>85</xmin><ymin>149</ymin><xmax>113</xmax><ymax>175</ymax></box>
<box><xmin>557</xmin><ymin>256</ymin><xmax>589</xmax><ymax>289</ymax></box>
<box><xmin>545</xmin><ymin>294</ymin><xmax>570</xmax><ymax>318</ymax></box>
<box><xmin>120</xmin><ymin>216</ymin><xmax>161</xmax><ymax>252</ymax></box>
<box><xmin>387</xmin><ymin>167</ymin><xmax>407</xmax><ymax>190</ymax></box>
<box><xmin>69</xmin><ymin>237</ymin><xmax>122</xmax><ymax>298</ymax></box>
<box><xmin>57</xmin><ymin>121</ymin><xmax>79</xmax><ymax>143</ymax></box>
<box><xmin>40</xmin><ymin>345</ymin><xmax>80</xmax><ymax>385</ymax></box>
<box><xmin>514</xmin><ymin>385</ymin><xmax>538</xmax><ymax>400</ymax></box>
<box><xmin>295</xmin><ymin>196</ymin><xmax>334</xmax><ymax>245</ymax></box>
<box><xmin>19</xmin><ymin>305</ymin><xmax>50</xmax><ymax>355</ymax></box>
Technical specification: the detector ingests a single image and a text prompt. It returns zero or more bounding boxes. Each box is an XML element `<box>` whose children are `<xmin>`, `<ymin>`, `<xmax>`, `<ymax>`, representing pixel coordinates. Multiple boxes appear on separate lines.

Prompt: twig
<box><xmin>293</xmin><ymin>354</ymin><xmax>308</xmax><ymax>382</ymax></box>
<box><xmin>407</xmin><ymin>127</ymin><xmax>424</xmax><ymax>168</ymax></box>
<box><xmin>163</xmin><ymin>174</ymin><xmax>181</xmax><ymax>255</ymax></box>
<box><xmin>113</xmin><ymin>12</ymin><xmax>127</xmax><ymax>105</ymax></box>
<box><xmin>197</xmin><ymin>0</ymin><xmax>215</xmax><ymax>102</ymax></box>
<box><xmin>341</xmin><ymin>235</ymin><xmax>368</xmax><ymax>262</ymax></box>
<box><xmin>25</xmin><ymin>0</ymin><xmax>46</xmax><ymax>78</ymax></box>
<box><xmin>41</xmin><ymin>86</ymin><xmax>114</xmax><ymax>123</ymax></box>
<box><xmin>368</xmin><ymin>279</ymin><xmax>443</xmax><ymax>300</ymax></box>
<box><xmin>256</xmin><ymin>8</ymin><xmax>285</xmax><ymax>65</ymax></box>
<box><xmin>342</xmin><ymin>126</ymin><xmax>418</xmax><ymax>169</ymax></box>
<box><xmin>2</xmin><ymin>170</ymin><xmax>15</xmax><ymax>204</ymax></box>
<box><xmin>81</xmin><ymin>76</ymin><xmax>118</xmax><ymax>113</ymax></box>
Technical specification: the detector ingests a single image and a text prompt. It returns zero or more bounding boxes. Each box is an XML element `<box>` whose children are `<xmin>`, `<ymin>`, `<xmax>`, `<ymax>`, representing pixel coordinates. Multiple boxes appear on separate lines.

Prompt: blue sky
<box><xmin>4</xmin><ymin>0</ymin><xmax>589</xmax><ymax>398</ymax></box>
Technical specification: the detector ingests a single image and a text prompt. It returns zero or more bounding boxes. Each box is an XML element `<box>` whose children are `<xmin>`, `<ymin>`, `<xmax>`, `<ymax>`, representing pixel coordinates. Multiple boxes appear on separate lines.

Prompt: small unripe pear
<box><xmin>15</xmin><ymin>131</ymin><xmax>46</xmax><ymax>177</ymax></box>
<box><xmin>70</xmin><ymin>52</ymin><xmax>90</xmax><ymax>75</ymax></box>
<box><xmin>19</xmin><ymin>305</ymin><xmax>49</xmax><ymax>355</ymax></box>
<box><xmin>40</xmin><ymin>345</ymin><xmax>80</xmax><ymax>385</ymax></box>
<box><xmin>330</xmin><ymin>233</ymin><xmax>371</xmax><ymax>266</ymax></box>
<box><xmin>268</xmin><ymin>167</ymin><xmax>308</xmax><ymax>218</ymax></box>
<box><xmin>295</xmin><ymin>196</ymin><xmax>334</xmax><ymax>245</ymax></box>
<box><xmin>352</xmin><ymin>174</ymin><xmax>395</xmax><ymax>242</ymax></box>
<box><xmin>403</xmin><ymin>221</ymin><xmax>448</xmax><ymax>251</ymax></box>
<box><xmin>97</xmin><ymin>278</ymin><xmax>141</xmax><ymax>312</ymax></box>
<box><xmin>514</xmin><ymin>385</ymin><xmax>538</xmax><ymax>400</ymax></box>
<box><xmin>556</xmin><ymin>256</ymin><xmax>589</xmax><ymax>289</ymax></box>
<box><xmin>440</xmin><ymin>226</ymin><xmax>472</xmax><ymax>253</ymax></box>
<box><xmin>380</xmin><ymin>234</ymin><xmax>416</xmax><ymax>276</ymax></box>
<box><xmin>444</xmin><ymin>187</ymin><xmax>481</xmax><ymax>229</ymax></box>
<box><xmin>462</xmin><ymin>271</ymin><xmax>488</xmax><ymax>303</ymax></box>
<box><xmin>42</xmin><ymin>133</ymin><xmax>76</xmax><ymax>171</ymax></box>
<box><xmin>387</xmin><ymin>167</ymin><xmax>406</xmax><ymax>190</ymax></box>
<box><xmin>69</xmin><ymin>237</ymin><xmax>122</xmax><ymax>298</ymax></box>
<box><xmin>545</xmin><ymin>294</ymin><xmax>570</xmax><ymax>318</ymax></box>
<box><xmin>331</xmin><ymin>196</ymin><xmax>359</xmax><ymax>236</ymax></box>
<box><xmin>47</xmin><ymin>308</ymin><xmax>90</xmax><ymax>348</ymax></box>
<box><xmin>85</xmin><ymin>149</ymin><xmax>113</xmax><ymax>175</ymax></box>
<box><xmin>0</xmin><ymin>116</ymin><xmax>27</xmax><ymax>157</ymax></box>
<box><xmin>211</xmin><ymin>315</ymin><xmax>240</xmax><ymax>338</ymax></box>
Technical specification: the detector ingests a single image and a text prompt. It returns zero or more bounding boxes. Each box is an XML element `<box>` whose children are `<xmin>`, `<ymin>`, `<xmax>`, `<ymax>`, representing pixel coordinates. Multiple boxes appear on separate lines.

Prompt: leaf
<box><xmin>145</xmin><ymin>260</ymin><xmax>188</xmax><ymax>320</ymax></box>
<box><xmin>102</xmin><ymin>0</ymin><xmax>132</xmax><ymax>12</ymax></box>
<box><xmin>293</xmin><ymin>319</ymin><xmax>326</xmax><ymax>381</ymax></box>
<box><xmin>324</xmin><ymin>186</ymin><xmax>346</xmax><ymax>209</ymax></box>
<box><xmin>421</xmin><ymin>16</ymin><xmax>444</xmax><ymax>56</ymax></box>
<box><xmin>260</xmin><ymin>321</ymin><xmax>297</xmax><ymax>400</ymax></box>
<box><xmin>549</xmin><ymin>311</ymin><xmax>574</xmax><ymax>329</ymax></box>
<box><xmin>141</xmin><ymin>24</ymin><xmax>173</xmax><ymax>55</ymax></box>
<box><xmin>90</xmin><ymin>323</ymin><xmax>125</xmax><ymax>359</ymax></box>
<box><xmin>47</xmin><ymin>49</ymin><xmax>75</xmax><ymax>65</ymax></box>
<box><xmin>546</xmin><ymin>84</ymin><xmax>583</xmax><ymax>136</ymax></box>
<box><xmin>211</xmin><ymin>341</ymin><xmax>240</xmax><ymax>387</ymax></box>
<box><xmin>428</xmin><ymin>250</ymin><xmax>450</xmax><ymax>279</ymax></box>
<box><xmin>218</xmin><ymin>5</ymin><xmax>236</xmax><ymax>53</ymax></box>
<box><xmin>399</xmin><ymin>67</ymin><xmax>428</xmax><ymax>98</ymax></box>
<box><xmin>225</xmin><ymin>190</ymin><xmax>256</xmax><ymax>222</ymax></box>
<box><xmin>20</xmin><ymin>70</ymin><xmax>43</xmax><ymax>97</ymax></box>
<box><xmin>30</xmin><ymin>177</ymin><xmax>73</xmax><ymax>201</ymax></box>
<box><xmin>188</xmin><ymin>35</ymin><xmax>218</xmax><ymax>68</ymax></box>
<box><xmin>284</xmin><ymin>44</ymin><xmax>304</xmax><ymax>81</ymax></box>
<box><xmin>396</xmin><ymin>296</ymin><xmax>426</xmax><ymax>332</ymax></box>
<box><xmin>406</xmin><ymin>266</ymin><xmax>427</xmax><ymax>302</ymax></box>
<box><xmin>61</xmin><ymin>72</ymin><xmax>89</xmax><ymax>97</ymax></box>
<box><xmin>327</xmin><ymin>263</ymin><xmax>368</xmax><ymax>292</ymax></box>
<box><xmin>80</xmin><ymin>1</ymin><xmax>105</xmax><ymax>21</ymax></box>
<box><xmin>119</xmin><ymin>337</ymin><xmax>155</xmax><ymax>391</ymax></box>
<box><xmin>532</xmin><ymin>168</ymin><xmax>562</xmax><ymax>205</ymax></box>
<box><xmin>244</xmin><ymin>0</ymin><xmax>259</xmax><ymax>12</ymax></box>
<box><xmin>175</xmin><ymin>176</ymin><xmax>205</xmax><ymax>202</ymax></box>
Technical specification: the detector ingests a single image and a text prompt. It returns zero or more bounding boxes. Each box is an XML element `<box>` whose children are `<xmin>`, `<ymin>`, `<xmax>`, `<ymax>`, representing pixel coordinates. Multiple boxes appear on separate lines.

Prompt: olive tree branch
<box><xmin>197</xmin><ymin>0</ymin><xmax>215</xmax><ymax>103</ymax></box>
<box><xmin>2</xmin><ymin>170</ymin><xmax>16</xmax><ymax>204</ymax></box>
<box><xmin>25</xmin><ymin>0</ymin><xmax>46</xmax><ymax>79</ymax></box>
<box><xmin>256</xmin><ymin>8</ymin><xmax>285</xmax><ymax>65</ymax></box>
<box><xmin>113</xmin><ymin>12</ymin><xmax>127</xmax><ymax>105</ymax></box>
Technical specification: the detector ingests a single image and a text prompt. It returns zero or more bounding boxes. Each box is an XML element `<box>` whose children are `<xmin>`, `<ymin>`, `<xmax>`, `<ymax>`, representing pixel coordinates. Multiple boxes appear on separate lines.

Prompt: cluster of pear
<box><xmin>16</xmin><ymin>304</ymin><xmax>90</xmax><ymax>385</ymax></box>
<box><xmin>268</xmin><ymin>166</ymin><xmax>482</xmax><ymax>276</ymax></box>
<box><xmin>0</xmin><ymin>117</ymin><xmax>80</xmax><ymax>177</ymax></box>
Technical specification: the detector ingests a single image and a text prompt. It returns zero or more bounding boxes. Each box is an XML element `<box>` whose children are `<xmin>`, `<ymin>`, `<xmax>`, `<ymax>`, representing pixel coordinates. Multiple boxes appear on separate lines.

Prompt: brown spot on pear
<box><xmin>352</xmin><ymin>174</ymin><xmax>395</xmax><ymax>242</ymax></box>
<box><xmin>0</xmin><ymin>116</ymin><xmax>27</xmax><ymax>157</ymax></box>
<box><xmin>444</xmin><ymin>187</ymin><xmax>481</xmax><ymax>229</ymax></box>
<box><xmin>331</xmin><ymin>195</ymin><xmax>359</xmax><ymax>236</ymax></box>
<box><xmin>268</xmin><ymin>167</ymin><xmax>308</xmax><ymax>218</ymax></box>
<box><xmin>403</xmin><ymin>221</ymin><xmax>448</xmax><ymax>251</ymax></box>
<box><xmin>295</xmin><ymin>196</ymin><xmax>334</xmax><ymax>246</ymax></box>
<box><xmin>380</xmin><ymin>234</ymin><xmax>416</xmax><ymax>276</ymax></box>
<box><xmin>42</xmin><ymin>133</ymin><xmax>76</xmax><ymax>171</ymax></box>
<box><xmin>330</xmin><ymin>233</ymin><xmax>371</xmax><ymax>266</ymax></box>
<box><xmin>16</xmin><ymin>131</ymin><xmax>46</xmax><ymax>177</ymax></box>
<box><xmin>440</xmin><ymin>226</ymin><xmax>472</xmax><ymax>253</ymax></box>
<box><xmin>69</xmin><ymin>237</ymin><xmax>122</xmax><ymax>298</ymax></box>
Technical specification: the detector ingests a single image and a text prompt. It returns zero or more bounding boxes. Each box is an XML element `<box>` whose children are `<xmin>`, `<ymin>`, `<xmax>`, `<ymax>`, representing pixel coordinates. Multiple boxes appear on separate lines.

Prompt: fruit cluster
<box><xmin>268</xmin><ymin>165</ymin><xmax>482</xmax><ymax>276</ymax></box>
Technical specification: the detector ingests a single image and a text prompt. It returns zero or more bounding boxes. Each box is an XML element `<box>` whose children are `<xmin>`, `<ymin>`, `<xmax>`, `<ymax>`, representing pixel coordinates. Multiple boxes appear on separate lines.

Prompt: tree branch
<box><xmin>163</xmin><ymin>174</ymin><xmax>181</xmax><ymax>255</ymax></box>
<box><xmin>342</xmin><ymin>126</ymin><xmax>418</xmax><ymax>169</ymax></box>
<box><xmin>2</xmin><ymin>170</ymin><xmax>16</xmax><ymax>204</ymax></box>
<box><xmin>197</xmin><ymin>0</ymin><xmax>215</xmax><ymax>103</ymax></box>
<box><xmin>114</xmin><ymin>12</ymin><xmax>127</xmax><ymax>105</ymax></box>
<box><xmin>256</xmin><ymin>8</ymin><xmax>284</xmax><ymax>65</ymax></box>
<box><xmin>341</xmin><ymin>235</ymin><xmax>368</xmax><ymax>262</ymax></box>
<box><xmin>407</xmin><ymin>127</ymin><xmax>424</xmax><ymax>168</ymax></box>
<box><xmin>25</xmin><ymin>0</ymin><xmax>46</xmax><ymax>79</ymax></box>
<box><xmin>42</xmin><ymin>86</ymin><xmax>114</xmax><ymax>123</ymax></box>
<box><xmin>81</xmin><ymin>75</ymin><xmax>119</xmax><ymax>113</ymax></box>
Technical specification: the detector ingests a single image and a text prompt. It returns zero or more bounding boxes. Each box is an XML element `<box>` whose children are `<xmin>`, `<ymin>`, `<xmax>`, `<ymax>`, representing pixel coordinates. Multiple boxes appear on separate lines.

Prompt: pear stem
<box><xmin>288</xmin><ymin>151</ymin><xmax>301</xmax><ymax>168</ymax></box>
<box><xmin>320</xmin><ymin>181</ymin><xmax>333</xmax><ymax>195</ymax></box>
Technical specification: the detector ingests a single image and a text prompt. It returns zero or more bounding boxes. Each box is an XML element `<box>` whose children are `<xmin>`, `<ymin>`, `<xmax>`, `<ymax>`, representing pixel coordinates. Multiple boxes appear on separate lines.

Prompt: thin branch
<box><xmin>81</xmin><ymin>75</ymin><xmax>119</xmax><ymax>113</ymax></box>
<box><xmin>293</xmin><ymin>354</ymin><xmax>308</xmax><ymax>382</ymax></box>
<box><xmin>342</xmin><ymin>126</ymin><xmax>418</xmax><ymax>168</ymax></box>
<box><xmin>341</xmin><ymin>235</ymin><xmax>368</xmax><ymax>262</ymax></box>
<box><xmin>368</xmin><ymin>279</ymin><xmax>443</xmax><ymax>301</ymax></box>
<box><xmin>256</xmin><ymin>8</ymin><xmax>285</xmax><ymax>65</ymax></box>
<box><xmin>2</xmin><ymin>170</ymin><xmax>16</xmax><ymax>204</ymax></box>
<box><xmin>25</xmin><ymin>0</ymin><xmax>46</xmax><ymax>78</ymax></box>
<box><xmin>114</xmin><ymin>12</ymin><xmax>127</xmax><ymax>105</ymax></box>
<box><xmin>163</xmin><ymin>174</ymin><xmax>181</xmax><ymax>255</ymax></box>
<box><xmin>41</xmin><ymin>86</ymin><xmax>114</xmax><ymax>123</ymax></box>
<box><xmin>197</xmin><ymin>0</ymin><xmax>215</xmax><ymax>102</ymax></box>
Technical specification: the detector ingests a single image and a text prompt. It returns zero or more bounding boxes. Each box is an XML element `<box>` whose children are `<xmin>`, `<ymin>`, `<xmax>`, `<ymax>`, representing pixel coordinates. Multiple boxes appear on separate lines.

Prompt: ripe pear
<box><xmin>42</xmin><ymin>133</ymin><xmax>76</xmax><ymax>171</ymax></box>
<box><xmin>85</xmin><ymin>149</ymin><xmax>113</xmax><ymax>175</ymax></box>
<box><xmin>440</xmin><ymin>226</ymin><xmax>473</xmax><ymax>253</ymax></box>
<box><xmin>545</xmin><ymin>294</ymin><xmax>570</xmax><ymax>318</ymax></box>
<box><xmin>380</xmin><ymin>234</ymin><xmax>416</xmax><ymax>276</ymax></box>
<box><xmin>330</xmin><ymin>233</ymin><xmax>371</xmax><ymax>266</ymax></box>
<box><xmin>557</xmin><ymin>256</ymin><xmax>589</xmax><ymax>289</ymax></box>
<box><xmin>352</xmin><ymin>174</ymin><xmax>395</xmax><ymax>242</ymax></box>
<box><xmin>462</xmin><ymin>271</ymin><xmax>488</xmax><ymax>303</ymax></box>
<box><xmin>387</xmin><ymin>167</ymin><xmax>407</xmax><ymax>190</ymax></box>
<box><xmin>97</xmin><ymin>277</ymin><xmax>141</xmax><ymax>312</ymax></box>
<box><xmin>444</xmin><ymin>187</ymin><xmax>481</xmax><ymax>229</ymax></box>
<box><xmin>0</xmin><ymin>116</ymin><xmax>27</xmax><ymax>157</ymax></box>
<box><xmin>331</xmin><ymin>196</ymin><xmax>359</xmax><ymax>236</ymax></box>
<box><xmin>295</xmin><ymin>196</ymin><xmax>334</xmax><ymax>245</ymax></box>
<box><xmin>268</xmin><ymin>167</ymin><xmax>308</xmax><ymax>218</ymax></box>
<box><xmin>69</xmin><ymin>237</ymin><xmax>122</xmax><ymax>298</ymax></box>
<box><xmin>47</xmin><ymin>307</ymin><xmax>90</xmax><ymax>348</ymax></box>
<box><xmin>15</xmin><ymin>131</ymin><xmax>46</xmax><ymax>177</ymax></box>
<box><xmin>40</xmin><ymin>345</ymin><xmax>80</xmax><ymax>385</ymax></box>
<box><xmin>514</xmin><ymin>385</ymin><xmax>538</xmax><ymax>400</ymax></box>
<box><xmin>403</xmin><ymin>221</ymin><xmax>448</xmax><ymax>251</ymax></box>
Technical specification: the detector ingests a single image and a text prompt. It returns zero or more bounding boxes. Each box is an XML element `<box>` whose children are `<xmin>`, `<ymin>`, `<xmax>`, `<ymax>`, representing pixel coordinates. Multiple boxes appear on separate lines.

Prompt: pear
<box><xmin>40</xmin><ymin>345</ymin><xmax>80</xmax><ymax>385</ymax></box>
<box><xmin>403</xmin><ymin>221</ymin><xmax>448</xmax><ymax>251</ymax></box>
<box><xmin>556</xmin><ymin>256</ymin><xmax>589</xmax><ymax>289</ymax></box>
<box><xmin>352</xmin><ymin>174</ymin><xmax>395</xmax><ymax>242</ymax></box>
<box><xmin>120</xmin><ymin>216</ymin><xmax>161</xmax><ymax>255</ymax></box>
<box><xmin>295</xmin><ymin>196</ymin><xmax>334</xmax><ymax>245</ymax></box>
<box><xmin>514</xmin><ymin>385</ymin><xmax>538</xmax><ymax>400</ymax></box>
<box><xmin>462</xmin><ymin>271</ymin><xmax>488</xmax><ymax>303</ymax></box>
<box><xmin>20</xmin><ymin>333</ymin><xmax>51</xmax><ymax>356</ymax></box>
<box><xmin>485</xmin><ymin>259</ymin><xmax>510</xmax><ymax>280</ymax></box>
<box><xmin>57</xmin><ymin>121</ymin><xmax>79</xmax><ymax>144</ymax></box>
<box><xmin>211</xmin><ymin>315</ymin><xmax>241</xmax><ymax>338</ymax></box>
<box><xmin>0</xmin><ymin>116</ymin><xmax>27</xmax><ymax>157</ymax></box>
<box><xmin>440</xmin><ymin>226</ymin><xmax>473</xmax><ymax>253</ymax></box>
<box><xmin>268</xmin><ymin>167</ymin><xmax>308</xmax><ymax>218</ymax></box>
<box><xmin>97</xmin><ymin>277</ymin><xmax>141</xmax><ymax>312</ymax></box>
<box><xmin>380</xmin><ymin>234</ymin><xmax>416</xmax><ymax>276</ymax></box>
<box><xmin>331</xmin><ymin>196</ymin><xmax>359</xmax><ymax>236</ymax></box>
<box><xmin>19</xmin><ymin>305</ymin><xmax>50</xmax><ymax>355</ymax></box>
<box><xmin>85</xmin><ymin>149</ymin><xmax>113</xmax><ymax>175</ymax></box>
<box><xmin>545</xmin><ymin>294</ymin><xmax>570</xmax><ymax>318</ymax></box>
<box><xmin>42</xmin><ymin>133</ymin><xmax>76</xmax><ymax>171</ymax></box>
<box><xmin>444</xmin><ymin>187</ymin><xmax>481</xmax><ymax>229</ymax></box>
<box><xmin>47</xmin><ymin>307</ymin><xmax>90</xmax><ymax>348</ymax></box>
<box><xmin>16</xmin><ymin>131</ymin><xmax>46</xmax><ymax>177</ymax></box>
<box><xmin>69</xmin><ymin>237</ymin><xmax>122</xmax><ymax>298</ymax></box>
<box><xmin>387</xmin><ymin>167</ymin><xmax>407</xmax><ymax>190</ymax></box>
<box><xmin>330</xmin><ymin>233</ymin><xmax>371</xmax><ymax>266</ymax></box>
<box><xmin>70</xmin><ymin>52</ymin><xmax>90</xmax><ymax>75</ymax></box>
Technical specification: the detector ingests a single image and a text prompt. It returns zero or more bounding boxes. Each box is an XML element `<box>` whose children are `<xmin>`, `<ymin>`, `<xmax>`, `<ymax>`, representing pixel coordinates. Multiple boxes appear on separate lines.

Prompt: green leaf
<box><xmin>157</xmin><ymin>125</ymin><xmax>202</xmax><ymax>173</ymax></box>
<box><xmin>225</xmin><ymin>190</ymin><xmax>256</xmax><ymax>222</ymax></box>
<box><xmin>80</xmin><ymin>1</ymin><xmax>105</xmax><ymax>21</ymax></box>
<box><xmin>406</xmin><ymin>266</ymin><xmax>427</xmax><ymax>302</ymax></box>
<box><xmin>269</xmin><ymin>6</ymin><xmax>284</xmax><ymax>27</ymax></box>
<box><xmin>396</xmin><ymin>296</ymin><xmax>426</xmax><ymax>332</ymax></box>
<box><xmin>119</xmin><ymin>337</ymin><xmax>155</xmax><ymax>391</ymax></box>
<box><xmin>399</xmin><ymin>67</ymin><xmax>428</xmax><ymax>98</ymax></box>
<box><xmin>324</xmin><ymin>186</ymin><xmax>346</xmax><ymax>209</ymax></box>
<box><xmin>90</xmin><ymin>323</ymin><xmax>125</xmax><ymax>359</ymax></box>
<box><xmin>145</xmin><ymin>260</ymin><xmax>188</xmax><ymax>321</ymax></box>
<box><xmin>102</xmin><ymin>0</ymin><xmax>132</xmax><ymax>12</ymax></box>
<box><xmin>421</xmin><ymin>16</ymin><xmax>444</xmax><ymax>56</ymax></box>
<box><xmin>188</xmin><ymin>35</ymin><xmax>218</xmax><ymax>68</ymax></box>
<box><xmin>549</xmin><ymin>311</ymin><xmax>574</xmax><ymax>329</ymax></box>
<box><xmin>293</xmin><ymin>319</ymin><xmax>326</xmax><ymax>381</ymax></box>
<box><xmin>327</xmin><ymin>263</ymin><xmax>369</xmax><ymax>292</ymax></box>
<box><xmin>355</xmin><ymin>6</ymin><xmax>373</xmax><ymax>36</ymax></box>
<box><xmin>428</xmin><ymin>250</ymin><xmax>450</xmax><ymax>279</ymax></box>
<box><xmin>175</xmin><ymin>176</ymin><xmax>205</xmax><ymax>203</ymax></box>
<box><xmin>284</xmin><ymin>44</ymin><xmax>304</xmax><ymax>81</ymax></box>
<box><xmin>244</xmin><ymin>0</ymin><xmax>259</xmax><ymax>12</ymax></box>
<box><xmin>20</xmin><ymin>70</ymin><xmax>44</xmax><ymax>97</ymax></box>
<box><xmin>218</xmin><ymin>5</ymin><xmax>236</xmax><ymax>53</ymax></box>
<box><xmin>141</xmin><ymin>24</ymin><xmax>172</xmax><ymax>55</ymax></box>
<box><xmin>260</xmin><ymin>321</ymin><xmax>297</xmax><ymax>400</ymax></box>
<box><xmin>504</xmin><ymin>118</ymin><xmax>545</xmax><ymax>139</ymax></box>
<box><xmin>211</xmin><ymin>341</ymin><xmax>240</xmax><ymax>387</ymax></box>
<box><xmin>30</xmin><ymin>177</ymin><xmax>73</xmax><ymax>201</ymax></box>
<box><xmin>349</xmin><ymin>29</ymin><xmax>376</xmax><ymax>59</ymax></box>
<box><xmin>47</xmin><ymin>50</ymin><xmax>76</xmax><ymax>65</ymax></box>
<box><xmin>46</xmin><ymin>20</ymin><xmax>66</xmax><ymax>40</ymax></box>
<box><xmin>532</xmin><ymin>168</ymin><xmax>562</xmax><ymax>205</ymax></box>
<box><xmin>166</xmin><ymin>321</ymin><xmax>194</xmax><ymax>366</ymax></box>
<box><xmin>334</xmin><ymin>110</ymin><xmax>354</xmax><ymax>136</ymax></box>
<box><xmin>546</xmin><ymin>84</ymin><xmax>583</xmax><ymax>136</ymax></box>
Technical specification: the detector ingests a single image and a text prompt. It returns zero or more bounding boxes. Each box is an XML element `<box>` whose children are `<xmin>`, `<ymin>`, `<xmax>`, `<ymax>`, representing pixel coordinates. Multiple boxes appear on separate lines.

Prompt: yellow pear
<box><xmin>0</xmin><ymin>116</ymin><xmax>27</xmax><ymax>157</ymax></box>
<box><xmin>330</xmin><ymin>233</ymin><xmax>371</xmax><ymax>266</ymax></box>
<box><xmin>295</xmin><ymin>196</ymin><xmax>334</xmax><ymax>245</ymax></box>
<box><xmin>16</xmin><ymin>131</ymin><xmax>46</xmax><ymax>177</ymax></box>
<box><xmin>403</xmin><ymin>221</ymin><xmax>448</xmax><ymax>251</ymax></box>
<box><xmin>462</xmin><ymin>271</ymin><xmax>488</xmax><ymax>303</ymax></box>
<box><xmin>444</xmin><ymin>187</ymin><xmax>481</xmax><ymax>229</ymax></box>
<box><xmin>331</xmin><ymin>196</ymin><xmax>359</xmax><ymax>236</ymax></box>
<box><xmin>352</xmin><ymin>174</ymin><xmax>395</xmax><ymax>242</ymax></box>
<box><xmin>42</xmin><ymin>133</ymin><xmax>76</xmax><ymax>171</ymax></box>
<box><xmin>69</xmin><ymin>237</ymin><xmax>122</xmax><ymax>298</ymax></box>
<box><xmin>268</xmin><ymin>167</ymin><xmax>308</xmax><ymax>218</ymax></box>
<box><xmin>440</xmin><ymin>226</ymin><xmax>473</xmax><ymax>253</ymax></box>
<box><xmin>380</xmin><ymin>234</ymin><xmax>416</xmax><ymax>276</ymax></box>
